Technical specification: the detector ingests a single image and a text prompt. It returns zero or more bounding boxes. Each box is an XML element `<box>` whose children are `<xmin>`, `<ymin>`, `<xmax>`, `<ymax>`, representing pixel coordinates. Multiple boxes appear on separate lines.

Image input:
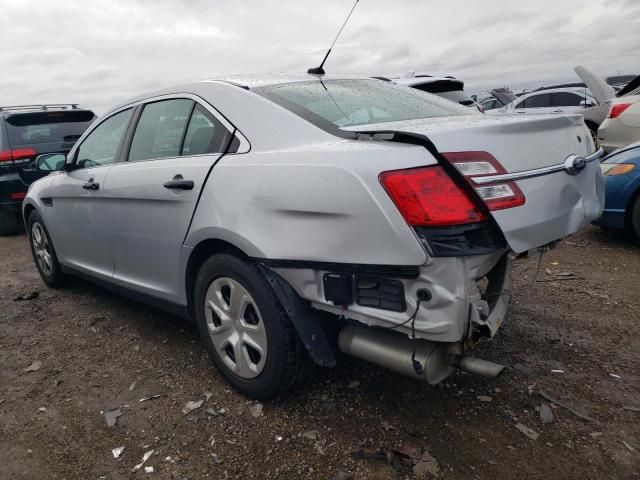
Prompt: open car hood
<box><xmin>490</xmin><ymin>88</ymin><xmax>518</xmax><ymax>106</ymax></box>
<box><xmin>574</xmin><ymin>66</ymin><xmax>616</xmax><ymax>104</ymax></box>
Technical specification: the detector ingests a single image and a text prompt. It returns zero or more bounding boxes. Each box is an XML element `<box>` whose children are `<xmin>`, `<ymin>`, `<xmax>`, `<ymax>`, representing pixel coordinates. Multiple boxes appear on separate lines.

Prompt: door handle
<box><xmin>82</xmin><ymin>180</ymin><xmax>99</xmax><ymax>190</ymax></box>
<box><xmin>552</xmin><ymin>109</ymin><xmax>563</xmax><ymax>113</ymax></box>
<box><xmin>164</xmin><ymin>174</ymin><xmax>194</xmax><ymax>190</ymax></box>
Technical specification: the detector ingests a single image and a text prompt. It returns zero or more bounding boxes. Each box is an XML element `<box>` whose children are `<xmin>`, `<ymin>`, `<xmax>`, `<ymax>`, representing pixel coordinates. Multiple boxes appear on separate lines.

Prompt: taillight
<box><xmin>443</xmin><ymin>151</ymin><xmax>526</xmax><ymax>211</ymax></box>
<box><xmin>0</xmin><ymin>147</ymin><xmax>37</xmax><ymax>163</ymax></box>
<box><xmin>379</xmin><ymin>166</ymin><xmax>487</xmax><ymax>226</ymax></box>
<box><xmin>607</xmin><ymin>103</ymin><xmax>632</xmax><ymax>119</ymax></box>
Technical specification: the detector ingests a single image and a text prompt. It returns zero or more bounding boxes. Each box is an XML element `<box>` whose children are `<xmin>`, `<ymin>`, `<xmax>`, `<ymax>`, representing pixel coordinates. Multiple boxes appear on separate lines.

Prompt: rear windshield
<box><xmin>435</xmin><ymin>90</ymin><xmax>476</xmax><ymax>106</ymax></box>
<box><xmin>5</xmin><ymin>110</ymin><xmax>95</xmax><ymax>146</ymax></box>
<box><xmin>254</xmin><ymin>79</ymin><xmax>475</xmax><ymax>129</ymax></box>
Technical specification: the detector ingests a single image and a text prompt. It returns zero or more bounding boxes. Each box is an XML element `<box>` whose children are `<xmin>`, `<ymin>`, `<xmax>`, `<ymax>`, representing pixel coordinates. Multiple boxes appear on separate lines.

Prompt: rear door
<box><xmin>103</xmin><ymin>96</ymin><xmax>236</xmax><ymax>303</ymax></box>
<box><xmin>48</xmin><ymin>108</ymin><xmax>133</xmax><ymax>279</ymax></box>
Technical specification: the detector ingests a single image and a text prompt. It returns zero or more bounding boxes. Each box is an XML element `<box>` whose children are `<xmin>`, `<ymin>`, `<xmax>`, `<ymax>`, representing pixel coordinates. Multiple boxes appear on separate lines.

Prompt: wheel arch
<box><xmin>22</xmin><ymin>201</ymin><xmax>38</xmax><ymax>228</ymax></box>
<box><xmin>624</xmin><ymin>184</ymin><xmax>640</xmax><ymax>232</ymax></box>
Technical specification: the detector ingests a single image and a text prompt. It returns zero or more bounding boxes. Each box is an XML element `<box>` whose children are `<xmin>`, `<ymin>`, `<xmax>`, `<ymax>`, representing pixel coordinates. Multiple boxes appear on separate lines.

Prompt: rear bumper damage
<box><xmin>270</xmin><ymin>250</ymin><xmax>511</xmax><ymax>384</ymax></box>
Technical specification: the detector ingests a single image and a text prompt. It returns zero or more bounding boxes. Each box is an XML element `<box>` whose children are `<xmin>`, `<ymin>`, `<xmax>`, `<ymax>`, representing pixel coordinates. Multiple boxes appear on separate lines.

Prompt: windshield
<box><xmin>254</xmin><ymin>79</ymin><xmax>475</xmax><ymax>129</ymax></box>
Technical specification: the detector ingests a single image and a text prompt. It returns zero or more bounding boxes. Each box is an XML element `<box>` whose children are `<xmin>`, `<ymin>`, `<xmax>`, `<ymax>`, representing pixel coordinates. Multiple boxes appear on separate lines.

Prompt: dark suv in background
<box><xmin>0</xmin><ymin>104</ymin><xmax>95</xmax><ymax>235</ymax></box>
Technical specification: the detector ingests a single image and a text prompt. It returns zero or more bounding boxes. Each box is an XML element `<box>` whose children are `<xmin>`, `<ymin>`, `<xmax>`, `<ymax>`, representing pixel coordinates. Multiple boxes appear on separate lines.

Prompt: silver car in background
<box><xmin>23</xmin><ymin>74</ymin><xmax>604</xmax><ymax>399</ymax></box>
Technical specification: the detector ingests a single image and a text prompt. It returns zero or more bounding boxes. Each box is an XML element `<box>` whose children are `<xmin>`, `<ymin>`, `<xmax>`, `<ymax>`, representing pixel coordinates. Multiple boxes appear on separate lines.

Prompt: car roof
<box><xmin>0</xmin><ymin>104</ymin><xmax>91</xmax><ymax>116</ymax></box>
<box><xmin>520</xmin><ymin>87</ymin><xmax>593</xmax><ymax>97</ymax></box>
<box><xmin>205</xmin><ymin>73</ymin><xmax>374</xmax><ymax>90</ymax></box>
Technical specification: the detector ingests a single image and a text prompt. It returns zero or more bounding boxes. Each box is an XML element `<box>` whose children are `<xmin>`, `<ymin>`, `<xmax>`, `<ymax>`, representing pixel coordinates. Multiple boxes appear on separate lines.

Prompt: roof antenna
<box><xmin>307</xmin><ymin>0</ymin><xmax>360</xmax><ymax>75</ymax></box>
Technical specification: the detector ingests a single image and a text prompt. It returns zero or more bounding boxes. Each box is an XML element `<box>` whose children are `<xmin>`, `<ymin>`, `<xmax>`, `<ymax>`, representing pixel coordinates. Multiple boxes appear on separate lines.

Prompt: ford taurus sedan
<box><xmin>23</xmin><ymin>74</ymin><xmax>604</xmax><ymax>399</ymax></box>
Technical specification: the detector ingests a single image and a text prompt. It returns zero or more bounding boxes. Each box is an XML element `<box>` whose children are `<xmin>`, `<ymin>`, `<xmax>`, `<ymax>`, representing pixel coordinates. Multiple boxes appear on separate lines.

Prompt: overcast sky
<box><xmin>1</xmin><ymin>0</ymin><xmax>638</xmax><ymax>114</ymax></box>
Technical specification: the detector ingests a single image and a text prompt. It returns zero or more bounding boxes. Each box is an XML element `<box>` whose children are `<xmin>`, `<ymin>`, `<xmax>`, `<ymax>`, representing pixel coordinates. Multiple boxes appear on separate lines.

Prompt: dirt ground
<box><xmin>0</xmin><ymin>225</ymin><xmax>638</xmax><ymax>479</ymax></box>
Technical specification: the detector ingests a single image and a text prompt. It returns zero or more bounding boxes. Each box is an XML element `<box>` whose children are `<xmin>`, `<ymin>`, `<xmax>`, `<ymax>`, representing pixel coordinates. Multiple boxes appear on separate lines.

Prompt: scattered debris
<box><xmin>330</xmin><ymin>471</ymin><xmax>353</xmax><ymax>480</ymax></box>
<box><xmin>204</xmin><ymin>391</ymin><xmax>213</xmax><ymax>401</ymax></box>
<box><xmin>37</xmin><ymin>407</ymin><xmax>46</xmax><ymax>413</ymax></box>
<box><xmin>540</xmin><ymin>403</ymin><xmax>554</xmax><ymax>424</ymax></box>
<box><xmin>590</xmin><ymin>432</ymin><xmax>603</xmax><ymax>438</ymax></box>
<box><xmin>551</xmin><ymin>369</ymin><xmax>565</xmax><ymax>374</ymax></box>
<box><xmin>183</xmin><ymin>399</ymin><xmax>204</xmax><ymax>415</ymax></box>
<box><xmin>275</xmin><ymin>436</ymin><xmax>283</xmax><ymax>442</ymax></box>
<box><xmin>104</xmin><ymin>408</ymin><xmax>123</xmax><ymax>428</ymax></box>
<box><xmin>23</xmin><ymin>360</ymin><xmax>42</xmax><ymax>373</ymax></box>
<box><xmin>622</xmin><ymin>405</ymin><xmax>640</xmax><ymax>412</ymax></box>
<box><xmin>139</xmin><ymin>395</ymin><xmax>161</xmax><ymax>403</ymax></box>
<box><xmin>206</xmin><ymin>408</ymin><xmax>218</xmax><ymax>416</ymax></box>
<box><xmin>129</xmin><ymin>382</ymin><xmax>137</xmax><ymax>392</ymax></box>
<box><xmin>477</xmin><ymin>395</ymin><xmax>493</xmax><ymax>403</ymax></box>
<box><xmin>112</xmin><ymin>447</ymin><xmax>125</xmax><ymax>459</ymax></box>
<box><xmin>538</xmin><ymin>389</ymin><xmax>592</xmax><ymax>421</ymax></box>
<box><xmin>515</xmin><ymin>423</ymin><xmax>539</xmax><ymax>441</ymax></box>
<box><xmin>609</xmin><ymin>373</ymin><xmax>621</xmax><ymax>379</ymax></box>
<box><xmin>249</xmin><ymin>403</ymin><xmax>263</xmax><ymax>418</ymax></box>
<box><xmin>302</xmin><ymin>430</ymin><xmax>319</xmax><ymax>441</ymax></box>
<box><xmin>164</xmin><ymin>456</ymin><xmax>175</xmax><ymax>463</ymax></box>
<box><xmin>218</xmin><ymin>408</ymin><xmax>226</xmax><ymax>415</ymax></box>
<box><xmin>211</xmin><ymin>453</ymin><xmax>223</xmax><ymax>464</ymax></box>
<box><xmin>13</xmin><ymin>291</ymin><xmax>39</xmax><ymax>301</ymax></box>
<box><xmin>622</xmin><ymin>441</ymin><xmax>634</xmax><ymax>452</ymax></box>
<box><xmin>413</xmin><ymin>450</ymin><xmax>439</xmax><ymax>477</ymax></box>
<box><xmin>144</xmin><ymin>466</ymin><xmax>154</xmax><ymax>473</ymax></box>
<box><xmin>132</xmin><ymin>449</ymin><xmax>154</xmax><ymax>472</ymax></box>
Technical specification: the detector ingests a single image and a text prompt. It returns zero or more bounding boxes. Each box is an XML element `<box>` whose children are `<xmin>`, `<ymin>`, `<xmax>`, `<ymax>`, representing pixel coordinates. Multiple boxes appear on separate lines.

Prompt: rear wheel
<box><xmin>193</xmin><ymin>253</ymin><xmax>312</xmax><ymax>400</ymax></box>
<box><xmin>28</xmin><ymin>211</ymin><xmax>67</xmax><ymax>288</ymax></box>
<box><xmin>0</xmin><ymin>208</ymin><xmax>22</xmax><ymax>236</ymax></box>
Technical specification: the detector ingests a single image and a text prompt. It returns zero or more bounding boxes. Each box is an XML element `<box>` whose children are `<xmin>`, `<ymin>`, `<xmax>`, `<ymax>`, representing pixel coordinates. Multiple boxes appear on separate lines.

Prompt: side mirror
<box><xmin>35</xmin><ymin>153</ymin><xmax>67</xmax><ymax>172</ymax></box>
<box><xmin>580</xmin><ymin>99</ymin><xmax>593</xmax><ymax>108</ymax></box>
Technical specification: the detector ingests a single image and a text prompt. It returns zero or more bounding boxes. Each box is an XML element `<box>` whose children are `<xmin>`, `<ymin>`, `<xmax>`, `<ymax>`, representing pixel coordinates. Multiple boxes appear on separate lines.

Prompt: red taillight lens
<box><xmin>0</xmin><ymin>147</ymin><xmax>37</xmax><ymax>163</ymax></box>
<box><xmin>379</xmin><ymin>166</ymin><xmax>487</xmax><ymax>226</ymax></box>
<box><xmin>443</xmin><ymin>151</ymin><xmax>525</xmax><ymax>211</ymax></box>
<box><xmin>10</xmin><ymin>192</ymin><xmax>26</xmax><ymax>200</ymax></box>
<box><xmin>607</xmin><ymin>103</ymin><xmax>632</xmax><ymax>119</ymax></box>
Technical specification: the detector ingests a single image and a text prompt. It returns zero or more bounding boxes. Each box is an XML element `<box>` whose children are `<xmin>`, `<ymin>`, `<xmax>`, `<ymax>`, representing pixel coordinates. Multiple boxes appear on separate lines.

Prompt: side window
<box><xmin>129</xmin><ymin>99</ymin><xmax>194</xmax><ymax>162</ymax></box>
<box><xmin>182</xmin><ymin>104</ymin><xmax>232</xmax><ymax>156</ymax></box>
<box><xmin>517</xmin><ymin>93</ymin><xmax>550</xmax><ymax>109</ymax></box>
<box><xmin>75</xmin><ymin>109</ymin><xmax>132</xmax><ymax>168</ymax></box>
<box><xmin>551</xmin><ymin>92</ymin><xmax>583</xmax><ymax>107</ymax></box>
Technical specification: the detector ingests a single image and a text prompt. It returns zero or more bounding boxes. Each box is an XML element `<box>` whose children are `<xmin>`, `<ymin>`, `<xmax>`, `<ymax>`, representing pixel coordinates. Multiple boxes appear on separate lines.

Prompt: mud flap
<box><xmin>259</xmin><ymin>265</ymin><xmax>338</xmax><ymax>367</ymax></box>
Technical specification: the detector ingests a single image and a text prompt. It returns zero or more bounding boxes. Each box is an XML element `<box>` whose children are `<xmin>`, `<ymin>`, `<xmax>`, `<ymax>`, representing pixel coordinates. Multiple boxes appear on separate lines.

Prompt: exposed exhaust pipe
<box><xmin>338</xmin><ymin>324</ymin><xmax>505</xmax><ymax>383</ymax></box>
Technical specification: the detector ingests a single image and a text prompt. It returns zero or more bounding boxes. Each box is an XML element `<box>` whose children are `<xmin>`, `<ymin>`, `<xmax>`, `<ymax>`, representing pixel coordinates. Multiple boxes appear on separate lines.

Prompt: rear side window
<box><xmin>4</xmin><ymin>110</ymin><xmax>95</xmax><ymax>147</ymax></box>
<box><xmin>129</xmin><ymin>99</ymin><xmax>194</xmax><ymax>162</ymax></box>
<box><xmin>550</xmin><ymin>92</ymin><xmax>583</xmax><ymax>107</ymax></box>
<box><xmin>182</xmin><ymin>104</ymin><xmax>231</xmax><ymax>155</ymax></box>
<box><xmin>75</xmin><ymin>109</ymin><xmax>132</xmax><ymax>168</ymax></box>
<box><xmin>517</xmin><ymin>93</ymin><xmax>551</xmax><ymax>109</ymax></box>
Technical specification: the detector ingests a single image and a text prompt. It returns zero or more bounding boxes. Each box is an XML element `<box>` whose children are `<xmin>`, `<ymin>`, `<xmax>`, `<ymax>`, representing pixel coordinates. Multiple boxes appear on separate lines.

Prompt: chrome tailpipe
<box><xmin>337</xmin><ymin>324</ymin><xmax>505</xmax><ymax>384</ymax></box>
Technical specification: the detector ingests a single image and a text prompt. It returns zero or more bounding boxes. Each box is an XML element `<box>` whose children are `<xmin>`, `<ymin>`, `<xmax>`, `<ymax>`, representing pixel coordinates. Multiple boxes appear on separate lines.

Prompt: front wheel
<box><xmin>630</xmin><ymin>196</ymin><xmax>640</xmax><ymax>241</ymax></box>
<box><xmin>193</xmin><ymin>253</ymin><xmax>312</xmax><ymax>400</ymax></box>
<box><xmin>28</xmin><ymin>211</ymin><xmax>67</xmax><ymax>288</ymax></box>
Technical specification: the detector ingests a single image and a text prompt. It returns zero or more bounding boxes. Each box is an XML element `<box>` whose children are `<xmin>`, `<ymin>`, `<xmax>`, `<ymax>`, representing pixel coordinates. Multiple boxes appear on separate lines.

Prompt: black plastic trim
<box><xmin>415</xmin><ymin>221</ymin><xmax>506</xmax><ymax>257</ymax></box>
<box><xmin>59</xmin><ymin>264</ymin><xmax>191</xmax><ymax>319</ymax></box>
<box><xmin>257</xmin><ymin>258</ymin><xmax>420</xmax><ymax>279</ymax></box>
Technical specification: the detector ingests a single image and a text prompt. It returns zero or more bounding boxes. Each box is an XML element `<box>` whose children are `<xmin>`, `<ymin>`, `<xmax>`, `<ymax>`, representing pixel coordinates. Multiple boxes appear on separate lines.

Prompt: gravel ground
<box><xmin>0</xmin><ymin>226</ymin><xmax>639</xmax><ymax>479</ymax></box>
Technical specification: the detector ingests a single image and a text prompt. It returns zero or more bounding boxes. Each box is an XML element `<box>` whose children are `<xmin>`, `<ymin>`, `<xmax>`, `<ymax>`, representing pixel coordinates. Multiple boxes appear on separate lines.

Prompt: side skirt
<box><xmin>60</xmin><ymin>264</ymin><xmax>192</xmax><ymax>320</ymax></box>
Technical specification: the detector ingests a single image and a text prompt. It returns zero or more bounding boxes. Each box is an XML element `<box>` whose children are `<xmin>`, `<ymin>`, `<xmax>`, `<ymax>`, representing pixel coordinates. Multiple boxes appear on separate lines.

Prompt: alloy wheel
<box><xmin>204</xmin><ymin>277</ymin><xmax>267</xmax><ymax>379</ymax></box>
<box><xmin>31</xmin><ymin>222</ymin><xmax>53</xmax><ymax>276</ymax></box>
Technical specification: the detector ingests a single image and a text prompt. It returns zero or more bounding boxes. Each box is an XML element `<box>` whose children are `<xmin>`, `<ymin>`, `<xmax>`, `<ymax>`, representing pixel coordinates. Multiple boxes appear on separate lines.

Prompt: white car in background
<box><xmin>488</xmin><ymin>66</ymin><xmax>617</xmax><ymax>144</ymax></box>
<box><xmin>597</xmin><ymin>75</ymin><xmax>640</xmax><ymax>153</ymax></box>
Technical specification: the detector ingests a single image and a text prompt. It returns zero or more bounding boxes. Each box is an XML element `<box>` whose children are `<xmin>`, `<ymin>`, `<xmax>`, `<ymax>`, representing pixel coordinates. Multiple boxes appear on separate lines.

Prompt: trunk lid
<box><xmin>574</xmin><ymin>66</ymin><xmax>616</xmax><ymax>105</ymax></box>
<box><xmin>347</xmin><ymin>114</ymin><xmax>604</xmax><ymax>253</ymax></box>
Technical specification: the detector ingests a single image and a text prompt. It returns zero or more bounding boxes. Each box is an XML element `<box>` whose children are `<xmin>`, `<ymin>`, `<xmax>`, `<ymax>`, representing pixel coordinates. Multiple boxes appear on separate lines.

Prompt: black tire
<box><xmin>630</xmin><ymin>196</ymin><xmax>640</xmax><ymax>241</ymax></box>
<box><xmin>27</xmin><ymin>211</ymin><xmax>67</xmax><ymax>288</ymax></box>
<box><xmin>0</xmin><ymin>208</ymin><xmax>22</xmax><ymax>236</ymax></box>
<box><xmin>194</xmin><ymin>253</ymin><xmax>312</xmax><ymax>400</ymax></box>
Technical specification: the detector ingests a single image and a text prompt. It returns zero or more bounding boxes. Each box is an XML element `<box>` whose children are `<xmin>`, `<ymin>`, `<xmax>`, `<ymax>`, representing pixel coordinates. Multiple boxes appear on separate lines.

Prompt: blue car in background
<box><xmin>597</xmin><ymin>142</ymin><xmax>640</xmax><ymax>239</ymax></box>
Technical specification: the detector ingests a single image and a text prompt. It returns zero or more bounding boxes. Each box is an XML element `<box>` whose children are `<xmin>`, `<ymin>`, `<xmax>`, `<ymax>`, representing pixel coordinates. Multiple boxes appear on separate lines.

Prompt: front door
<box><xmin>104</xmin><ymin>98</ymin><xmax>234</xmax><ymax>303</ymax></box>
<box><xmin>48</xmin><ymin>108</ymin><xmax>133</xmax><ymax>280</ymax></box>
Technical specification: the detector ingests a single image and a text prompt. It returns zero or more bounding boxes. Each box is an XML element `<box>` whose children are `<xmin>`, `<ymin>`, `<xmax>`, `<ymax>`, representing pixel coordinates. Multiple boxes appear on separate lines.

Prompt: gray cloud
<box><xmin>0</xmin><ymin>0</ymin><xmax>637</xmax><ymax>114</ymax></box>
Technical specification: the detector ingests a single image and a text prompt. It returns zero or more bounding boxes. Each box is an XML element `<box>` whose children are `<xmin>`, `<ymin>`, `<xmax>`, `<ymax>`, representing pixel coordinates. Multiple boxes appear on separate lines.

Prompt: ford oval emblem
<box><xmin>564</xmin><ymin>155</ymin><xmax>587</xmax><ymax>176</ymax></box>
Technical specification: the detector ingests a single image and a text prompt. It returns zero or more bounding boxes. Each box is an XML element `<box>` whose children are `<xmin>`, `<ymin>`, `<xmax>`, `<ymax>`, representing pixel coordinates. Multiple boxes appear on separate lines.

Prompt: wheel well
<box><xmin>23</xmin><ymin>203</ymin><xmax>36</xmax><ymax>226</ymax></box>
<box><xmin>624</xmin><ymin>187</ymin><xmax>640</xmax><ymax>230</ymax></box>
<box><xmin>184</xmin><ymin>239</ymin><xmax>248</xmax><ymax>320</ymax></box>
<box><xmin>584</xmin><ymin>120</ymin><xmax>598</xmax><ymax>131</ymax></box>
